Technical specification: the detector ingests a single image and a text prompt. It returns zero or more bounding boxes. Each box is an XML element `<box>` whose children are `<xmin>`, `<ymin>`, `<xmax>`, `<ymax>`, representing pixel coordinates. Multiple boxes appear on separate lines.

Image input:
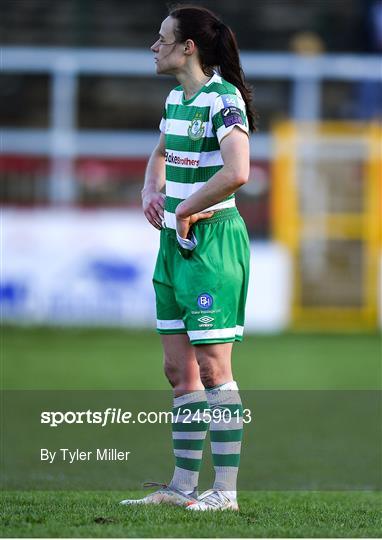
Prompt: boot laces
<box><xmin>198</xmin><ymin>490</ymin><xmax>231</xmax><ymax>508</ymax></box>
<box><xmin>143</xmin><ymin>481</ymin><xmax>195</xmax><ymax>500</ymax></box>
<box><xmin>143</xmin><ymin>482</ymin><xmax>168</xmax><ymax>489</ymax></box>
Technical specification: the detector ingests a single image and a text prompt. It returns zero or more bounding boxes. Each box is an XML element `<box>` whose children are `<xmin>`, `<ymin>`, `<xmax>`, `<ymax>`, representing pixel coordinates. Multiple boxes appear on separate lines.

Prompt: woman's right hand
<box><xmin>142</xmin><ymin>189</ymin><xmax>166</xmax><ymax>230</ymax></box>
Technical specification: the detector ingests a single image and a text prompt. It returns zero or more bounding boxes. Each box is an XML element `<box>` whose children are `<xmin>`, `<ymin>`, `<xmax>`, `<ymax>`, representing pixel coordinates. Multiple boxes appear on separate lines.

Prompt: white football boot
<box><xmin>120</xmin><ymin>482</ymin><xmax>198</xmax><ymax>507</ymax></box>
<box><xmin>186</xmin><ymin>489</ymin><xmax>239</xmax><ymax>511</ymax></box>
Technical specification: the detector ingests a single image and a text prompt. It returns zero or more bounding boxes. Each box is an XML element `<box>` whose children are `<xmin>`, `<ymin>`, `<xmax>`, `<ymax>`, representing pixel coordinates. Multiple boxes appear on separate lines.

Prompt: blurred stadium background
<box><xmin>1</xmin><ymin>0</ymin><xmax>381</xmax><ymax>333</ymax></box>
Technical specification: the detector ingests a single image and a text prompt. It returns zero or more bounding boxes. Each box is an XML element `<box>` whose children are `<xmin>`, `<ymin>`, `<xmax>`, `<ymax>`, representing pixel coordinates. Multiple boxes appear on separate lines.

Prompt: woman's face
<box><xmin>150</xmin><ymin>16</ymin><xmax>185</xmax><ymax>75</ymax></box>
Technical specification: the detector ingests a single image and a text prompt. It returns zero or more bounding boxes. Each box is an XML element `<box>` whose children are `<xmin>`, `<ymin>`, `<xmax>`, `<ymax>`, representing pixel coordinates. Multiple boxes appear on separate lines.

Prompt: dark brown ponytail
<box><xmin>169</xmin><ymin>4</ymin><xmax>257</xmax><ymax>132</ymax></box>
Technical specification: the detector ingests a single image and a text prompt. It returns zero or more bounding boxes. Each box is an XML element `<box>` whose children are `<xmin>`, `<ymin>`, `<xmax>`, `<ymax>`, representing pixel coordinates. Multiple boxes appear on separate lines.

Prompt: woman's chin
<box><xmin>156</xmin><ymin>63</ymin><xmax>174</xmax><ymax>76</ymax></box>
<box><xmin>156</xmin><ymin>66</ymin><xmax>168</xmax><ymax>75</ymax></box>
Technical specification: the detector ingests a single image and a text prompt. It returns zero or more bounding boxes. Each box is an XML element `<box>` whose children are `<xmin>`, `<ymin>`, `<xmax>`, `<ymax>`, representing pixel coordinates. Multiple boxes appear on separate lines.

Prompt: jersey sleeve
<box><xmin>211</xmin><ymin>92</ymin><xmax>249</xmax><ymax>144</ymax></box>
<box><xmin>159</xmin><ymin>104</ymin><xmax>167</xmax><ymax>133</ymax></box>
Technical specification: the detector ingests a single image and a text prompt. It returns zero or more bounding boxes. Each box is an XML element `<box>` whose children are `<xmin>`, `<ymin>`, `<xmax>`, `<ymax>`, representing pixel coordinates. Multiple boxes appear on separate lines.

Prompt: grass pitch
<box><xmin>2</xmin><ymin>326</ymin><xmax>380</xmax><ymax>390</ymax></box>
<box><xmin>1</xmin><ymin>490</ymin><xmax>381</xmax><ymax>538</ymax></box>
<box><xmin>1</xmin><ymin>327</ymin><xmax>381</xmax><ymax>537</ymax></box>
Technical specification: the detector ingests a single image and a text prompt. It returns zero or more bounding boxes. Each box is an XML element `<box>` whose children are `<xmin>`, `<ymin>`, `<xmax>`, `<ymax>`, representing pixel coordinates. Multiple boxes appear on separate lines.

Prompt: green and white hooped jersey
<box><xmin>159</xmin><ymin>73</ymin><xmax>249</xmax><ymax>229</ymax></box>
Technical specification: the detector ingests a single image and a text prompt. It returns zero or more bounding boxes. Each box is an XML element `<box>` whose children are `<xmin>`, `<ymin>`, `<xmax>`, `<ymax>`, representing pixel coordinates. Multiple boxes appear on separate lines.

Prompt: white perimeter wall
<box><xmin>2</xmin><ymin>208</ymin><xmax>292</xmax><ymax>332</ymax></box>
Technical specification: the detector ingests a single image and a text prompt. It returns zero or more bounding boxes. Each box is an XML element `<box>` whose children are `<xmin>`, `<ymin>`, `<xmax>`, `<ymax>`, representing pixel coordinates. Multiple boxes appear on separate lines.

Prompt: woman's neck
<box><xmin>176</xmin><ymin>66</ymin><xmax>213</xmax><ymax>101</ymax></box>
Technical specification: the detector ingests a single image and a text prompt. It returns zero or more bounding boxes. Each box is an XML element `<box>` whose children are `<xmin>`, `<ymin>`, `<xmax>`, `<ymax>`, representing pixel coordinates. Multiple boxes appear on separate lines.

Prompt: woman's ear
<box><xmin>184</xmin><ymin>39</ymin><xmax>196</xmax><ymax>55</ymax></box>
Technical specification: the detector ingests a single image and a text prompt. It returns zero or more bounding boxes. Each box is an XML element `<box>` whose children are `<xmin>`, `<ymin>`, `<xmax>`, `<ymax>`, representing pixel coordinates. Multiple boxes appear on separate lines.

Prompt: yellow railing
<box><xmin>271</xmin><ymin>121</ymin><xmax>381</xmax><ymax>330</ymax></box>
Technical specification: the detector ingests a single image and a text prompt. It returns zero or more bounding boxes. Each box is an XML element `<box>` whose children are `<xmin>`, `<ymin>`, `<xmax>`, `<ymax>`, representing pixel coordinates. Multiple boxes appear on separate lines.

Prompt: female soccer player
<box><xmin>121</xmin><ymin>5</ymin><xmax>255</xmax><ymax>511</ymax></box>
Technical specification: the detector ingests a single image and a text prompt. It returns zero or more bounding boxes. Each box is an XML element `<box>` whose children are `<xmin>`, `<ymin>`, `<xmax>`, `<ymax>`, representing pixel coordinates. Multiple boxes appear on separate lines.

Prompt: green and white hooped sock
<box><xmin>206</xmin><ymin>380</ymin><xmax>243</xmax><ymax>497</ymax></box>
<box><xmin>169</xmin><ymin>390</ymin><xmax>209</xmax><ymax>494</ymax></box>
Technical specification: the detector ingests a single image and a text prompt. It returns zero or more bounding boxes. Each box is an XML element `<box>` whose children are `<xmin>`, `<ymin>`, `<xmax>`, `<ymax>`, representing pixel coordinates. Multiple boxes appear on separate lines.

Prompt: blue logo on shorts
<box><xmin>197</xmin><ymin>293</ymin><xmax>213</xmax><ymax>310</ymax></box>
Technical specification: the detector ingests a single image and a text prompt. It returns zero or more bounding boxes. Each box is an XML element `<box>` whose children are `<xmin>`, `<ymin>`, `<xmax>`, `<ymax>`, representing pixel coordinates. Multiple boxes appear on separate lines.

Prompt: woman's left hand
<box><xmin>176</xmin><ymin>211</ymin><xmax>214</xmax><ymax>239</ymax></box>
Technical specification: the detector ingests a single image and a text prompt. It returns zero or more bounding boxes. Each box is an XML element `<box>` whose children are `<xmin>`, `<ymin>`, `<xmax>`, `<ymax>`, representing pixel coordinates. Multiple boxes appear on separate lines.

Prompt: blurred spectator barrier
<box><xmin>272</xmin><ymin>122</ymin><xmax>381</xmax><ymax>331</ymax></box>
<box><xmin>1</xmin><ymin>209</ymin><xmax>290</xmax><ymax>332</ymax></box>
<box><xmin>1</xmin><ymin>47</ymin><xmax>381</xmax><ymax>209</ymax></box>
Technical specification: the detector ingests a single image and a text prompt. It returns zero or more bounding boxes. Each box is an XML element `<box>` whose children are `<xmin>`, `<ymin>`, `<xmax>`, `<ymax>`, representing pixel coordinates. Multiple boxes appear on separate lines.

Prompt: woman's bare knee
<box><xmin>161</xmin><ymin>334</ymin><xmax>203</xmax><ymax>394</ymax></box>
<box><xmin>195</xmin><ymin>343</ymin><xmax>233</xmax><ymax>388</ymax></box>
<box><xmin>163</xmin><ymin>356</ymin><xmax>180</xmax><ymax>387</ymax></box>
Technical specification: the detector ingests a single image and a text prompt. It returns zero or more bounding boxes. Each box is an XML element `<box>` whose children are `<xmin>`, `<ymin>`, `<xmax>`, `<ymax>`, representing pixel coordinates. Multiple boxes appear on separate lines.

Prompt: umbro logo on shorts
<box><xmin>198</xmin><ymin>316</ymin><xmax>214</xmax><ymax>324</ymax></box>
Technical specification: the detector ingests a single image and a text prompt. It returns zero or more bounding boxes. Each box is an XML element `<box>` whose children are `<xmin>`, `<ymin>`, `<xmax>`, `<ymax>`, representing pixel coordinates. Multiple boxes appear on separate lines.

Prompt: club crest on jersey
<box><xmin>188</xmin><ymin>113</ymin><xmax>205</xmax><ymax>141</ymax></box>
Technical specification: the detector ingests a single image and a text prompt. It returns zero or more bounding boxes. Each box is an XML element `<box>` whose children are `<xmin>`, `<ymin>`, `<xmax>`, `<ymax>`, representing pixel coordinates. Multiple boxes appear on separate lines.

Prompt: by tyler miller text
<box><xmin>40</xmin><ymin>448</ymin><xmax>131</xmax><ymax>464</ymax></box>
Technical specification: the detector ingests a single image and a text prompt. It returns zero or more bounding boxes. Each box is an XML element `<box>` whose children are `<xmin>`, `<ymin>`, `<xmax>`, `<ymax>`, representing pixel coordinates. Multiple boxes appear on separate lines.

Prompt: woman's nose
<box><xmin>151</xmin><ymin>40</ymin><xmax>159</xmax><ymax>52</ymax></box>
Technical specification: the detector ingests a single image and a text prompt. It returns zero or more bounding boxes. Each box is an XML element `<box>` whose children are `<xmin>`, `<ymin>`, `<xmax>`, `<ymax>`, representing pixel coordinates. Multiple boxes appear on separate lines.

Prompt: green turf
<box><xmin>2</xmin><ymin>327</ymin><xmax>381</xmax><ymax>389</ymax></box>
<box><xmin>1</xmin><ymin>490</ymin><xmax>381</xmax><ymax>538</ymax></box>
<box><xmin>1</xmin><ymin>327</ymin><xmax>381</xmax><ymax>537</ymax></box>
